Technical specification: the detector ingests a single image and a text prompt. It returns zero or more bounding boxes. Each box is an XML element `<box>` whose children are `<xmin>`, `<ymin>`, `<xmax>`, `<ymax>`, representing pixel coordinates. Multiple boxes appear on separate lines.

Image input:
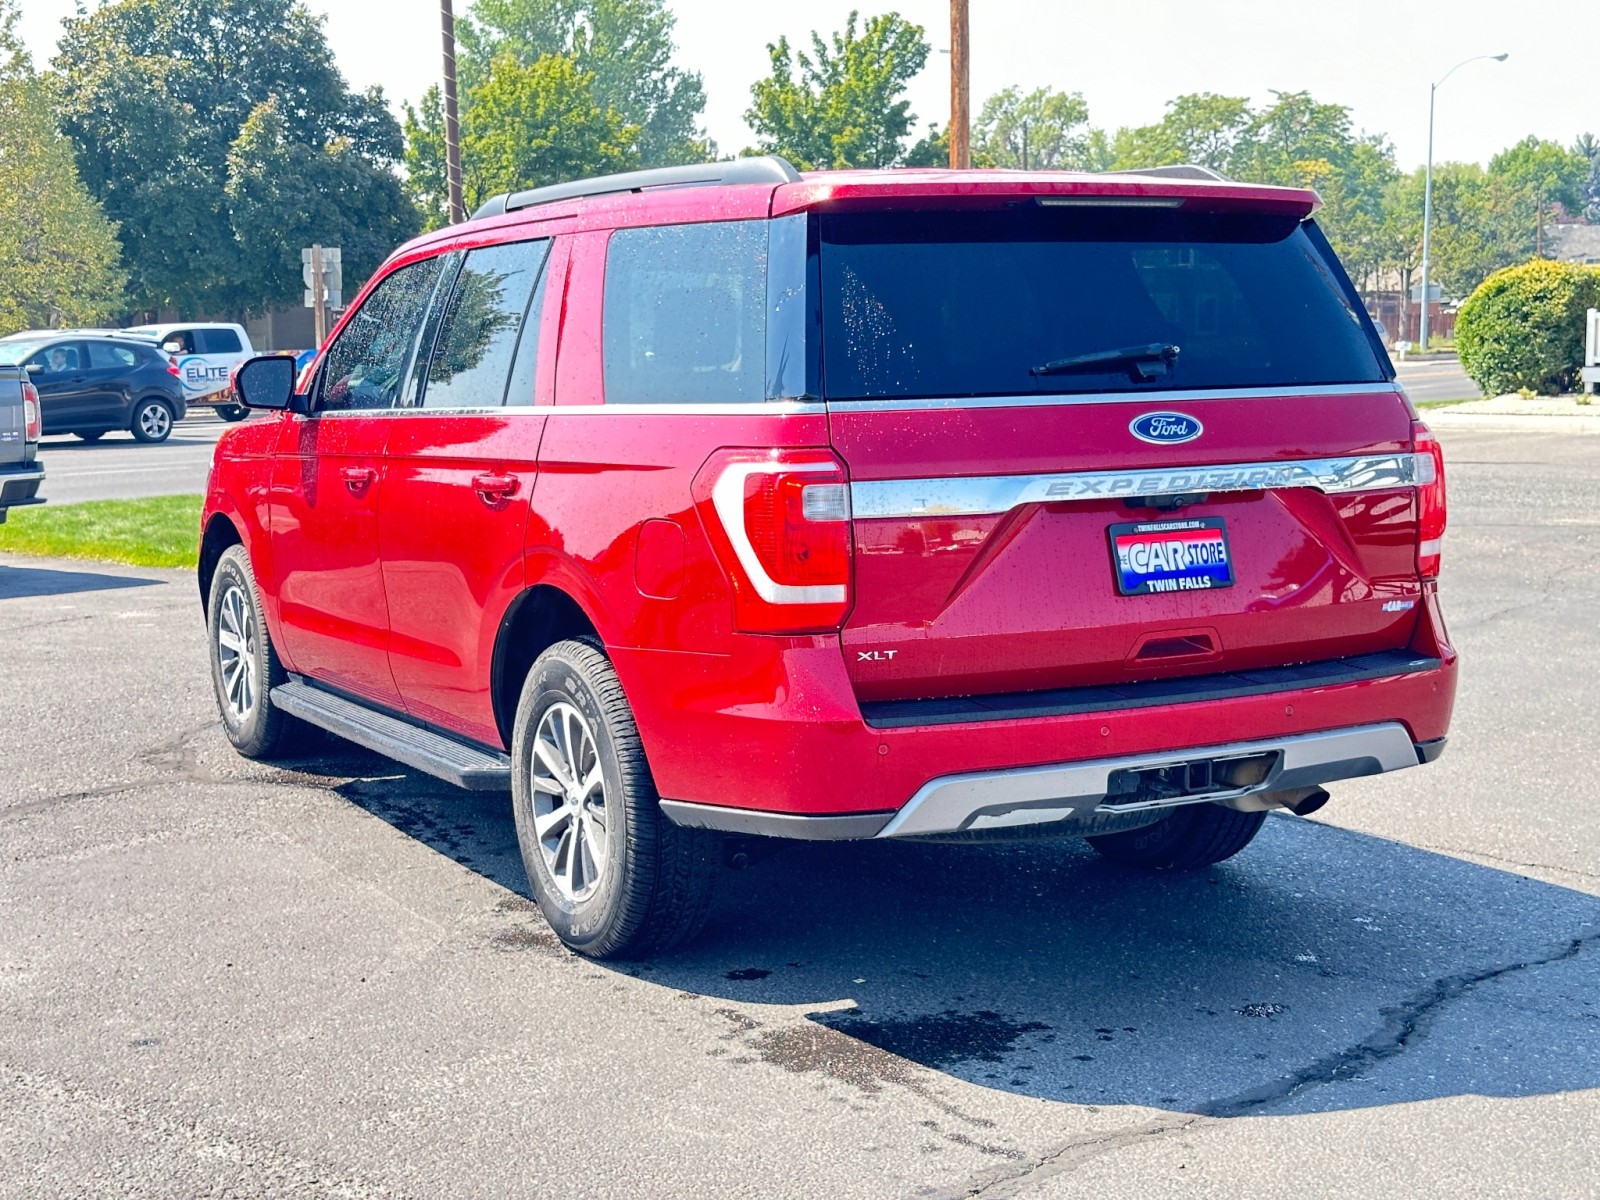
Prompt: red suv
<box><xmin>203</xmin><ymin>158</ymin><xmax>1455</xmax><ymax>959</ymax></box>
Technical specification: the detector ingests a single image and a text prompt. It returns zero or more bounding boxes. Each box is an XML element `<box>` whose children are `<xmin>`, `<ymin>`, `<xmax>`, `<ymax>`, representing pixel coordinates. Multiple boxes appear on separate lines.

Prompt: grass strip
<box><xmin>0</xmin><ymin>494</ymin><xmax>202</xmax><ymax>568</ymax></box>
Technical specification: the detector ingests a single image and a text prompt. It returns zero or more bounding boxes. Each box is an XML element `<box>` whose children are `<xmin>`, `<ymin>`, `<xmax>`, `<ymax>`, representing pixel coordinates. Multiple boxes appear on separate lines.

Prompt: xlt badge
<box><xmin>857</xmin><ymin>650</ymin><xmax>898</xmax><ymax>662</ymax></box>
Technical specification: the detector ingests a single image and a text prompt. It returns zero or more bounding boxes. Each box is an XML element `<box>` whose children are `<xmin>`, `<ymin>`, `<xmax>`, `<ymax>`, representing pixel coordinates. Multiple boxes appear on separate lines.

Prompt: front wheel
<box><xmin>130</xmin><ymin>398</ymin><xmax>174</xmax><ymax>443</ymax></box>
<box><xmin>1087</xmin><ymin>803</ymin><xmax>1267</xmax><ymax>870</ymax></box>
<box><xmin>511</xmin><ymin>638</ymin><xmax>719</xmax><ymax>959</ymax></box>
<box><xmin>206</xmin><ymin>544</ymin><xmax>307</xmax><ymax>758</ymax></box>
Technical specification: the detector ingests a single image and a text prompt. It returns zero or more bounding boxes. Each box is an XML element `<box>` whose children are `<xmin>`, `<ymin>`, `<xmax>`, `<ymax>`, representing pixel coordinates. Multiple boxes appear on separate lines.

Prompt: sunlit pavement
<box><xmin>0</xmin><ymin>424</ymin><xmax>1595</xmax><ymax>1198</ymax></box>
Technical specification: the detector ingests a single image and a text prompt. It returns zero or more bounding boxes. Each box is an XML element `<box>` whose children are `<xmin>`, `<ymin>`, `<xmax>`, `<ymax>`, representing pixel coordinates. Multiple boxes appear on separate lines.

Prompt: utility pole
<box><xmin>1021</xmin><ymin>120</ymin><xmax>1029</xmax><ymax>171</ymax></box>
<box><xmin>948</xmin><ymin>0</ymin><xmax>970</xmax><ymax>169</ymax></box>
<box><xmin>1419</xmin><ymin>52</ymin><xmax>1507</xmax><ymax>351</ymax></box>
<box><xmin>311</xmin><ymin>244</ymin><xmax>327</xmax><ymax>348</ymax></box>
<box><xmin>441</xmin><ymin>0</ymin><xmax>466</xmax><ymax>224</ymax></box>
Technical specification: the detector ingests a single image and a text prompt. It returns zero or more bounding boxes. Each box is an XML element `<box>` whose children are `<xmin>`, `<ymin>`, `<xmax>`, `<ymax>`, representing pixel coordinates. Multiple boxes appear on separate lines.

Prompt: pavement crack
<box><xmin>1409</xmin><ymin>841</ymin><xmax>1600</xmax><ymax>883</ymax></box>
<box><xmin>943</xmin><ymin>1116</ymin><xmax>1208</xmax><ymax>1199</ymax></box>
<box><xmin>1196</xmin><ymin>932</ymin><xmax>1600</xmax><ymax>1118</ymax></box>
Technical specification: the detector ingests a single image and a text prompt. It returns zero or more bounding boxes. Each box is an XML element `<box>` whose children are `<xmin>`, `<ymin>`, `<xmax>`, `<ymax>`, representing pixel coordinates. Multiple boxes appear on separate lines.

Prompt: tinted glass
<box><xmin>30</xmin><ymin>343</ymin><xmax>81</xmax><ymax>373</ymax></box>
<box><xmin>86</xmin><ymin>342</ymin><xmax>139</xmax><ymax>370</ymax></box>
<box><xmin>319</xmin><ymin>256</ymin><xmax>446</xmax><ymax>411</ymax></box>
<box><xmin>818</xmin><ymin>209</ymin><xmax>1386</xmax><ymax>400</ymax></box>
<box><xmin>197</xmin><ymin>328</ymin><xmax>243</xmax><ymax>354</ymax></box>
<box><xmin>603</xmin><ymin>220</ymin><xmax>766</xmax><ymax>405</ymax></box>
<box><xmin>0</xmin><ymin>341</ymin><xmax>45</xmax><ymax>365</ymax></box>
<box><xmin>421</xmin><ymin>239</ymin><xmax>550</xmax><ymax>409</ymax></box>
<box><xmin>503</xmin><ymin>249</ymin><xmax>555</xmax><ymax>406</ymax></box>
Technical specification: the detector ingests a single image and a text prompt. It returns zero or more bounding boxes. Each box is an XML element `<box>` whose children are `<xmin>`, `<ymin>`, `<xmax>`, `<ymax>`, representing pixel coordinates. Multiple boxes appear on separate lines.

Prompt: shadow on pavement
<box><xmin>0</xmin><ymin>562</ymin><xmax>163</xmax><ymax>599</ymax></box>
<box><xmin>323</xmin><ymin>751</ymin><xmax>1600</xmax><ymax>1118</ymax></box>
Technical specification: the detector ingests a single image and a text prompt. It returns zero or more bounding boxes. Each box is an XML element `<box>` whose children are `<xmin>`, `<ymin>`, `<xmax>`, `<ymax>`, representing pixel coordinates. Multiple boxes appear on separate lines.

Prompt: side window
<box><xmin>32</xmin><ymin>343</ymin><xmax>82</xmax><ymax>374</ymax></box>
<box><xmin>421</xmin><ymin>239</ymin><xmax>551</xmax><ymax>409</ymax></box>
<box><xmin>162</xmin><ymin>330</ymin><xmax>196</xmax><ymax>354</ymax></box>
<box><xmin>503</xmin><ymin>249</ymin><xmax>555</xmax><ymax>406</ymax></box>
<box><xmin>318</xmin><ymin>256</ymin><xmax>446</xmax><ymax>412</ymax></box>
<box><xmin>86</xmin><ymin>342</ymin><xmax>138</xmax><ymax>370</ymax></box>
<box><xmin>198</xmin><ymin>328</ymin><xmax>243</xmax><ymax>355</ymax></box>
<box><xmin>603</xmin><ymin>220</ymin><xmax>767</xmax><ymax>405</ymax></box>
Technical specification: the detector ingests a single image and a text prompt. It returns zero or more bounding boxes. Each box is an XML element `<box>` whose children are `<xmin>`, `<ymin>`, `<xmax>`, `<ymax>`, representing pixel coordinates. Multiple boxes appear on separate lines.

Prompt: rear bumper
<box><xmin>0</xmin><ymin>465</ymin><xmax>46</xmax><ymax>522</ymax></box>
<box><xmin>613</xmin><ymin>635</ymin><xmax>1457</xmax><ymax>837</ymax></box>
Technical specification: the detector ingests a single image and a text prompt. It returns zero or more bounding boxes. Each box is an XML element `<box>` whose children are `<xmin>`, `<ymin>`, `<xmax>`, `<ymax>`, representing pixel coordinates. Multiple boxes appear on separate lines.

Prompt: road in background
<box><xmin>1</xmin><ymin>423</ymin><xmax>1596</xmax><ymax>1198</ymax></box>
<box><xmin>1394</xmin><ymin>355</ymin><xmax>1483</xmax><ymax>404</ymax></box>
<box><xmin>33</xmin><ymin>413</ymin><xmax>234</xmax><ymax>505</ymax></box>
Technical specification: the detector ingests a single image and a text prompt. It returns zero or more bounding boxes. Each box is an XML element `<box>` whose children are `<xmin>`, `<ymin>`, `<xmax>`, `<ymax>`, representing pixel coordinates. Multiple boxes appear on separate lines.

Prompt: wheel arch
<box><xmin>490</xmin><ymin>584</ymin><xmax>602</xmax><ymax>747</ymax></box>
<box><xmin>198</xmin><ymin>512</ymin><xmax>243</xmax><ymax>609</ymax></box>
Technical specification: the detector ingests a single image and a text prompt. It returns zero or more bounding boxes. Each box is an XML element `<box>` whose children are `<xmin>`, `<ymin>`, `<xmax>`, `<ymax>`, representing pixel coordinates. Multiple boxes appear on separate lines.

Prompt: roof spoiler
<box><xmin>1121</xmin><ymin>164</ymin><xmax>1229</xmax><ymax>182</ymax></box>
<box><xmin>468</xmin><ymin>155</ymin><xmax>803</xmax><ymax>222</ymax></box>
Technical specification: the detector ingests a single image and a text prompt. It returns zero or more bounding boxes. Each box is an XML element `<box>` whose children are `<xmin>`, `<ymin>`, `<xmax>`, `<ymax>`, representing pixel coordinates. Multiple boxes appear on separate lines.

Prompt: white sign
<box><xmin>301</xmin><ymin>246</ymin><xmax>344</xmax><ymax>310</ymax></box>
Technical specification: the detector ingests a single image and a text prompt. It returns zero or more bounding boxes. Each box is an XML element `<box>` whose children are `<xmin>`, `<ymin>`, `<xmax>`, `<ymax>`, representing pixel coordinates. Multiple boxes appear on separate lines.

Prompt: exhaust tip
<box><xmin>1284</xmin><ymin>787</ymin><xmax>1331</xmax><ymax>817</ymax></box>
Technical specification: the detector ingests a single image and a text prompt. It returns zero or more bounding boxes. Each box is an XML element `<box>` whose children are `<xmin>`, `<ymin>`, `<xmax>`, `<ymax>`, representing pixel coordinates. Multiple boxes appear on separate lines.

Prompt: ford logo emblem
<box><xmin>1130</xmin><ymin>412</ymin><xmax>1203</xmax><ymax>445</ymax></box>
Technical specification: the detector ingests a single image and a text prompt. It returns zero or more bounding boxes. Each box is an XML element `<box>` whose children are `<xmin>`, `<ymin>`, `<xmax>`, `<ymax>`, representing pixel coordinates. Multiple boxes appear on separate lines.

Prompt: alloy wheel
<box><xmin>530</xmin><ymin>702</ymin><xmax>610</xmax><ymax>901</ymax></box>
<box><xmin>216</xmin><ymin>583</ymin><xmax>258</xmax><ymax>721</ymax></box>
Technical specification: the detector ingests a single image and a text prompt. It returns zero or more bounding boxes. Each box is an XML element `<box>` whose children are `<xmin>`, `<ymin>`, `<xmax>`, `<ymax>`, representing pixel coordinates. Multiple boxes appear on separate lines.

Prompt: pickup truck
<box><xmin>0</xmin><ymin>364</ymin><xmax>45</xmax><ymax>523</ymax></box>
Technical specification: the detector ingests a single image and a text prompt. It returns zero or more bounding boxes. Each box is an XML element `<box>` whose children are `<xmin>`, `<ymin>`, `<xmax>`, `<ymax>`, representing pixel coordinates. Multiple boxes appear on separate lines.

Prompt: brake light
<box><xmin>695</xmin><ymin>449</ymin><xmax>853</xmax><ymax>633</ymax></box>
<box><xmin>21</xmin><ymin>381</ymin><xmax>40</xmax><ymax>442</ymax></box>
<box><xmin>167</xmin><ymin>356</ymin><xmax>180</xmax><ymax>378</ymax></box>
<box><xmin>1412</xmin><ymin>420</ymin><xmax>1446</xmax><ymax>578</ymax></box>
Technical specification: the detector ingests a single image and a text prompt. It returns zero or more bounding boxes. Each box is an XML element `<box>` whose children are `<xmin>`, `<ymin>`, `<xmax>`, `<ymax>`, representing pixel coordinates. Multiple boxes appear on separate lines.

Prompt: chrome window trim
<box><xmin>826</xmin><ymin>382</ymin><xmax>1402</xmax><ymax>413</ymax></box>
<box><xmin>852</xmin><ymin>453</ymin><xmax>1423</xmax><ymax>520</ymax></box>
<box><xmin>303</xmin><ymin>400</ymin><xmax>827</xmax><ymax>418</ymax></box>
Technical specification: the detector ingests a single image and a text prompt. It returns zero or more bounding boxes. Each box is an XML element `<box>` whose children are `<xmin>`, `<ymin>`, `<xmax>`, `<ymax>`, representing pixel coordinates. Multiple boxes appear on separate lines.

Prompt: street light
<box><xmin>1419</xmin><ymin>52</ymin><xmax>1507</xmax><ymax>351</ymax></box>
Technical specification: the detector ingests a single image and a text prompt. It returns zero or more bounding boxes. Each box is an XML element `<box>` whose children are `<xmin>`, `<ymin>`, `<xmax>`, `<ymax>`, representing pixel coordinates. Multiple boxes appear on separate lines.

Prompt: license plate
<box><xmin>1109</xmin><ymin>517</ymin><xmax>1234</xmax><ymax>596</ymax></box>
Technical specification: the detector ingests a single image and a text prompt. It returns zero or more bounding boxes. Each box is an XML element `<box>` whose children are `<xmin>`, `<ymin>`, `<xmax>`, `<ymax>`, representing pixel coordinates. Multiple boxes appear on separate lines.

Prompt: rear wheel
<box><xmin>1087</xmin><ymin>803</ymin><xmax>1267</xmax><ymax>870</ymax></box>
<box><xmin>511</xmin><ymin>638</ymin><xmax>719</xmax><ymax>959</ymax></box>
<box><xmin>206</xmin><ymin>544</ymin><xmax>307</xmax><ymax>758</ymax></box>
<box><xmin>130</xmin><ymin>398</ymin><xmax>174</xmax><ymax>443</ymax></box>
<box><xmin>217</xmin><ymin>403</ymin><xmax>249</xmax><ymax>422</ymax></box>
<box><xmin>74</xmin><ymin>431</ymin><xmax>105</xmax><ymax>442</ymax></box>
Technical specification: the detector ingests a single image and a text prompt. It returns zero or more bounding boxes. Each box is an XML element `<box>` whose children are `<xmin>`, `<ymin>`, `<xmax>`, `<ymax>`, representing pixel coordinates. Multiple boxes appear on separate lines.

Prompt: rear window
<box><xmin>197</xmin><ymin>328</ymin><xmax>242</xmax><ymax>354</ymax></box>
<box><xmin>818</xmin><ymin>208</ymin><xmax>1385</xmax><ymax>400</ymax></box>
<box><xmin>603</xmin><ymin>220</ymin><xmax>767</xmax><ymax>405</ymax></box>
<box><xmin>86</xmin><ymin>342</ymin><xmax>139</xmax><ymax>369</ymax></box>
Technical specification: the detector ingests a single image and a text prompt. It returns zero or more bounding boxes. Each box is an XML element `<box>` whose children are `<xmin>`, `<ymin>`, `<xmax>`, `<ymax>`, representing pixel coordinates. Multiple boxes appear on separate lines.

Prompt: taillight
<box><xmin>1412</xmin><ymin>419</ymin><xmax>1446</xmax><ymax>578</ymax></box>
<box><xmin>167</xmin><ymin>356</ymin><xmax>181</xmax><ymax>377</ymax></box>
<box><xmin>21</xmin><ymin>381</ymin><xmax>40</xmax><ymax>442</ymax></box>
<box><xmin>695</xmin><ymin>449</ymin><xmax>853</xmax><ymax>633</ymax></box>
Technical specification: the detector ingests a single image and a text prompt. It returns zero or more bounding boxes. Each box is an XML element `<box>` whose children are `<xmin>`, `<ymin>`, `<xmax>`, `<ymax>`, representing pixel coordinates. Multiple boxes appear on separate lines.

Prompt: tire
<box><xmin>218</xmin><ymin>403</ymin><xmax>249</xmax><ymax>422</ymax></box>
<box><xmin>511</xmin><ymin>638</ymin><xmax>719</xmax><ymax>960</ymax></box>
<box><xmin>130</xmin><ymin>397</ymin><xmax>174</xmax><ymax>443</ymax></box>
<box><xmin>74</xmin><ymin>431</ymin><xmax>106</xmax><ymax>442</ymax></box>
<box><xmin>1087</xmin><ymin>803</ymin><xmax>1267</xmax><ymax>870</ymax></box>
<box><xmin>206</xmin><ymin>544</ymin><xmax>306</xmax><ymax>759</ymax></box>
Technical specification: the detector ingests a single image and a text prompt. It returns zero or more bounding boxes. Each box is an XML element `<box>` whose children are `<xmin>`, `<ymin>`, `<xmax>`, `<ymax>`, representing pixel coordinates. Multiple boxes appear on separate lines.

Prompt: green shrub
<box><xmin>1456</xmin><ymin>259</ymin><xmax>1600</xmax><ymax>396</ymax></box>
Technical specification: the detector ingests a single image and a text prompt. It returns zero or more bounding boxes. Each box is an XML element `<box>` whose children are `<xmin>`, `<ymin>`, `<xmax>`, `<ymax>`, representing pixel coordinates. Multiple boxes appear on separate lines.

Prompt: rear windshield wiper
<box><xmin>1031</xmin><ymin>342</ymin><xmax>1180</xmax><ymax>382</ymax></box>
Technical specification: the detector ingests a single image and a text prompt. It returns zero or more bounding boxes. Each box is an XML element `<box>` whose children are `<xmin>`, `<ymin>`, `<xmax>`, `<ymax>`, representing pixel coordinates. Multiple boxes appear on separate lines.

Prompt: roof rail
<box><xmin>1122</xmin><ymin>164</ymin><xmax>1228</xmax><ymax>182</ymax></box>
<box><xmin>469</xmin><ymin>155</ymin><xmax>803</xmax><ymax>222</ymax></box>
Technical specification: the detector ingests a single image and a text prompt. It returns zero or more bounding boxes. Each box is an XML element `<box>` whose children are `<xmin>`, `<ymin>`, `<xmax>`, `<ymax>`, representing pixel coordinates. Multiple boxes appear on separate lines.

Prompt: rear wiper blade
<box><xmin>1031</xmin><ymin>342</ymin><xmax>1180</xmax><ymax>381</ymax></box>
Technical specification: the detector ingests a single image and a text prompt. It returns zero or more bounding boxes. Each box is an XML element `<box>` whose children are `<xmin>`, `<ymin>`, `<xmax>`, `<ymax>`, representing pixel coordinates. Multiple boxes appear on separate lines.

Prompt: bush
<box><xmin>1456</xmin><ymin>259</ymin><xmax>1600</xmax><ymax>396</ymax></box>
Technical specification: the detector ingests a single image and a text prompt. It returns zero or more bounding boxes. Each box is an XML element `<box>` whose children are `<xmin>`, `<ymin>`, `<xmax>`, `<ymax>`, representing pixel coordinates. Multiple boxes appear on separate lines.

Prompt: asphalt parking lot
<box><xmin>2</xmin><ymin>424</ymin><xmax>1597</xmax><ymax>1198</ymax></box>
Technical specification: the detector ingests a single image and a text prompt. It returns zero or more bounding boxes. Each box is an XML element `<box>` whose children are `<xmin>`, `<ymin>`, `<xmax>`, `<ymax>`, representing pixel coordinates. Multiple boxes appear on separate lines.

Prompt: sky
<box><xmin>17</xmin><ymin>0</ymin><xmax>1598</xmax><ymax>172</ymax></box>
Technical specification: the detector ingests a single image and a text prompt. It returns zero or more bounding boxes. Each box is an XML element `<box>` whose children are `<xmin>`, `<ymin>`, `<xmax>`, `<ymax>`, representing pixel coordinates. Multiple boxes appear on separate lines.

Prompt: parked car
<box><xmin>124</xmin><ymin>322</ymin><xmax>254</xmax><ymax>421</ymax></box>
<box><xmin>0</xmin><ymin>363</ymin><xmax>45</xmax><ymax>522</ymax></box>
<box><xmin>202</xmin><ymin>158</ymin><xmax>1455</xmax><ymax>959</ymax></box>
<box><xmin>0</xmin><ymin>332</ymin><xmax>187</xmax><ymax>442</ymax></box>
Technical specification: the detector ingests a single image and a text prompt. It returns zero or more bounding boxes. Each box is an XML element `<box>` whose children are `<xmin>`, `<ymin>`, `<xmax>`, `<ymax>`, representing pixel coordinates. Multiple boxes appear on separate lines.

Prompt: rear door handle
<box><xmin>472</xmin><ymin>472</ymin><xmax>520</xmax><ymax>503</ymax></box>
<box><xmin>340</xmin><ymin>466</ymin><xmax>376</xmax><ymax>493</ymax></box>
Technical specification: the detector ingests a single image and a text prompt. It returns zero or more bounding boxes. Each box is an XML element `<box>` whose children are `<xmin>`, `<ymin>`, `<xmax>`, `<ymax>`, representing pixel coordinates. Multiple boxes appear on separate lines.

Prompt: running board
<box><xmin>271</xmin><ymin>681</ymin><xmax>512</xmax><ymax>791</ymax></box>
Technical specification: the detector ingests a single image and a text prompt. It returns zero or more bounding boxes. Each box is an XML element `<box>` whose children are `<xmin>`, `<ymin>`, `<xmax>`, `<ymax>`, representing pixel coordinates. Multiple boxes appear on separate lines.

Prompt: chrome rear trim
<box><xmin>852</xmin><ymin>453</ymin><xmax>1420</xmax><ymax>520</ymax></box>
<box><xmin>875</xmin><ymin>723</ymin><xmax>1421</xmax><ymax>839</ymax></box>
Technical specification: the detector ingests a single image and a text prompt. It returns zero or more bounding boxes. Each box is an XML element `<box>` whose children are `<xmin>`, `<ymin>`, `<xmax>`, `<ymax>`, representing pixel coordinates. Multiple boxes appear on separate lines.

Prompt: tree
<box><xmin>0</xmin><ymin>2</ymin><xmax>125</xmax><ymax>333</ymax></box>
<box><xmin>746</xmin><ymin>11</ymin><xmax>930</xmax><ymax>170</ymax></box>
<box><xmin>459</xmin><ymin>0</ymin><xmax>710</xmax><ymax>166</ymax></box>
<box><xmin>53</xmin><ymin>0</ymin><xmax>418</xmax><ymax>317</ymax></box>
<box><xmin>972</xmin><ymin>87</ymin><xmax>1090</xmax><ymax>170</ymax></box>
<box><xmin>1106</xmin><ymin>93</ymin><xmax>1250</xmax><ymax>172</ymax></box>
<box><xmin>1489</xmin><ymin>136</ymin><xmax>1589</xmax><ymax>253</ymax></box>
<box><xmin>1575</xmin><ymin>133</ymin><xmax>1600</xmax><ymax>221</ymax></box>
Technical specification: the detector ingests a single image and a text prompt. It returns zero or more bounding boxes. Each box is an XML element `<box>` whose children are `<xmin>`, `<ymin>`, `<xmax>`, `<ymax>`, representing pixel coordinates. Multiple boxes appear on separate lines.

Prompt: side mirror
<box><xmin>232</xmin><ymin>354</ymin><xmax>297</xmax><ymax>411</ymax></box>
<box><xmin>24</xmin><ymin>362</ymin><xmax>41</xmax><ymax>374</ymax></box>
<box><xmin>161</xmin><ymin>340</ymin><xmax>184</xmax><ymax>354</ymax></box>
